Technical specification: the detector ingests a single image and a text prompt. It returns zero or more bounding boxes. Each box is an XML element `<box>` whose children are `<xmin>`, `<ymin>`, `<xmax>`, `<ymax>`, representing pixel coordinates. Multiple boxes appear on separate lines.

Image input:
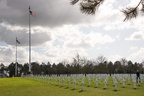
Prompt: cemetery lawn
<box><xmin>0</xmin><ymin>77</ymin><xmax>144</xmax><ymax>96</ymax></box>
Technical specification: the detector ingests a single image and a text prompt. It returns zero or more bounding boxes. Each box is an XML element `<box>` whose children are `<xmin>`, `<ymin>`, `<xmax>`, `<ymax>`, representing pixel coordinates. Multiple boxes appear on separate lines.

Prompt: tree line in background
<box><xmin>0</xmin><ymin>54</ymin><xmax>144</xmax><ymax>77</ymax></box>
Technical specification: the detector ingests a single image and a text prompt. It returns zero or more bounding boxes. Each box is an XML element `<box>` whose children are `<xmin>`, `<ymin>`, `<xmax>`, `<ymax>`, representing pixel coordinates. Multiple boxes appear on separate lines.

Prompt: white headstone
<box><xmin>81</xmin><ymin>78</ymin><xmax>84</xmax><ymax>91</ymax></box>
<box><xmin>96</xmin><ymin>79</ymin><xmax>99</xmax><ymax>88</ymax></box>
<box><xmin>133</xmin><ymin>80</ymin><xmax>136</xmax><ymax>89</ymax></box>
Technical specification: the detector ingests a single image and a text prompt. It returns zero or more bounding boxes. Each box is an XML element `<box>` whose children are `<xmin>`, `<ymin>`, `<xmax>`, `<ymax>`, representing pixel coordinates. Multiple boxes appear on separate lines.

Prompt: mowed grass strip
<box><xmin>0</xmin><ymin>77</ymin><xmax>144</xmax><ymax>96</ymax></box>
<box><xmin>0</xmin><ymin>77</ymin><xmax>44</xmax><ymax>87</ymax></box>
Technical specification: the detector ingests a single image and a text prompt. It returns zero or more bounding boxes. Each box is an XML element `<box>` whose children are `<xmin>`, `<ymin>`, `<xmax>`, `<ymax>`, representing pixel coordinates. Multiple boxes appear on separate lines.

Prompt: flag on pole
<box><xmin>16</xmin><ymin>39</ymin><xmax>20</xmax><ymax>44</ymax></box>
<box><xmin>29</xmin><ymin>10</ymin><xmax>36</xmax><ymax>17</ymax></box>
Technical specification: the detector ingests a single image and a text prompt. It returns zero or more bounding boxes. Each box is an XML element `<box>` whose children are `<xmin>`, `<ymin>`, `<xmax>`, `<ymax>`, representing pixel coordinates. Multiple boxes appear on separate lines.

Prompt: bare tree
<box><xmin>141</xmin><ymin>60</ymin><xmax>144</xmax><ymax>69</ymax></box>
<box><xmin>60</xmin><ymin>59</ymin><xmax>69</xmax><ymax>67</ymax></box>
<box><xmin>72</xmin><ymin>53</ymin><xmax>85</xmax><ymax>73</ymax></box>
<box><xmin>120</xmin><ymin>58</ymin><xmax>127</xmax><ymax>73</ymax></box>
<box><xmin>142</xmin><ymin>60</ymin><xmax>144</xmax><ymax>65</ymax></box>
<box><xmin>72</xmin><ymin>53</ymin><xmax>80</xmax><ymax>73</ymax></box>
<box><xmin>96</xmin><ymin>55</ymin><xmax>107</xmax><ymax>64</ymax></box>
<box><xmin>120</xmin><ymin>58</ymin><xmax>127</xmax><ymax>66</ymax></box>
<box><xmin>80</xmin><ymin>56</ymin><xmax>88</xmax><ymax>66</ymax></box>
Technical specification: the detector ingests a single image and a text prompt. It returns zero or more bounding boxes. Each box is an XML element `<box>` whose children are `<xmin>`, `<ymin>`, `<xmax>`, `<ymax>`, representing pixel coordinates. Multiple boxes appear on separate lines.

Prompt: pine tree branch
<box><xmin>70</xmin><ymin>0</ymin><xmax>144</xmax><ymax>21</ymax></box>
<box><xmin>122</xmin><ymin>0</ymin><xmax>143</xmax><ymax>21</ymax></box>
<box><xmin>80</xmin><ymin>0</ymin><xmax>104</xmax><ymax>14</ymax></box>
<box><xmin>121</xmin><ymin>7</ymin><xmax>138</xmax><ymax>21</ymax></box>
<box><xmin>70</xmin><ymin>0</ymin><xmax>79</xmax><ymax>5</ymax></box>
<box><xmin>70</xmin><ymin>0</ymin><xmax>104</xmax><ymax>14</ymax></box>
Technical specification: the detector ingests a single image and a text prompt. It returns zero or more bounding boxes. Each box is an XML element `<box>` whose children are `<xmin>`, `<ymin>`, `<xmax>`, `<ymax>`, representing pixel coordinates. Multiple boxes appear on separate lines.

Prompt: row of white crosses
<box><xmin>23</xmin><ymin>74</ymin><xmax>108</xmax><ymax>90</ymax></box>
<box><xmin>22</xmin><ymin>74</ymin><xmax>144</xmax><ymax>91</ymax></box>
<box><xmin>113</xmin><ymin>74</ymin><xmax>144</xmax><ymax>89</ymax></box>
<box><xmin>112</xmin><ymin>76</ymin><xmax>118</xmax><ymax>91</ymax></box>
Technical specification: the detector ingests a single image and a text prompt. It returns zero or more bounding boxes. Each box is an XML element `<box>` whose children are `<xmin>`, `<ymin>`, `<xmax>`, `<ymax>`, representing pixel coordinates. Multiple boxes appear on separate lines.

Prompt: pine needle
<box><xmin>121</xmin><ymin>7</ymin><xmax>138</xmax><ymax>21</ymax></box>
<box><xmin>70</xmin><ymin>0</ymin><xmax>79</xmax><ymax>5</ymax></box>
<box><xmin>80</xmin><ymin>0</ymin><xmax>104</xmax><ymax>14</ymax></box>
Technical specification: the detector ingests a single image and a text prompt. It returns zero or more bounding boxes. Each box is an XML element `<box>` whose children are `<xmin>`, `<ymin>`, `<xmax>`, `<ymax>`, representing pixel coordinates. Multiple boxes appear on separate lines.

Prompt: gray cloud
<box><xmin>125</xmin><ymin>31</ymin><xmax>144</xmax><ymax>41</ymax></box>
<box><xmin>0</xmin><ymin>46</ymin><xmax>14</xmax><ymax>63</ymax></box>
<box><xmin>0</xmin><ymin>0</ymin><xmax>94</xmax><ymax>27</ymax></box>
<box><xmin>0</xmin><ymin>0</ymin><xmax>94</xmax><ymax>47</ymax></box>
<box><xmin>0</xmin><ymin>23</ymin><xmax>52</xmax><ymax>46</ymax></box>
<box><xmin>65</xmin><ymin>40</ymin><xmax>92</xmax><ymax>49</ymax></box>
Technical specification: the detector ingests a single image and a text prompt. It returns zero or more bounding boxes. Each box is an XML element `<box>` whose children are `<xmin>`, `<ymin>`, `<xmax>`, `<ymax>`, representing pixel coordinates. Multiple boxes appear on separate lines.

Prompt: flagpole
<box><xmin>15</xmin><ymin>37</ymin><xmax>17</xmax><ymax>76</ymax></box>
<box><xmin>29</xmin><ymin>6</ymin><xmax>31</xmax><ymax>73</ymax></box>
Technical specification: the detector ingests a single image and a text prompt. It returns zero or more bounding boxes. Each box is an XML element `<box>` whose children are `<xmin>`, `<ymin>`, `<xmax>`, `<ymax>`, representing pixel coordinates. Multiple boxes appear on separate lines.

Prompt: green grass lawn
<box><xmin>0</xmin><ymin>77</ymin><xmax>144</xmax><ymax>96</ymax></box>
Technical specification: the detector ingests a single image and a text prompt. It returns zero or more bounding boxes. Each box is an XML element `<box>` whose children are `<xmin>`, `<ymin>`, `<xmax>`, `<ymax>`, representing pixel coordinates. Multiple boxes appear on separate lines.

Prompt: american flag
<box><xmin>29</xmin><ymin>10</ymin><xmax>36</xmax><ymax>17</ymax></box>
<box><xmin>16</xmin><ymin>39</ymin><xmax>20</xmax><ymax>44</ymax></box>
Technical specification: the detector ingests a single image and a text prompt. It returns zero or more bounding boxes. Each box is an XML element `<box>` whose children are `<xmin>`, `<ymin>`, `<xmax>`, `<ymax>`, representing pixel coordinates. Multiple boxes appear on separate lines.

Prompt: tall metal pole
<box><xmin>15</xmin><ymin>37</ymin><xmax>17</xmax><ymax>76</ymax></box>
<box><xmin>29</xmin><ymin>6</ymin><xmax>31</xmax><ymax>73</ymax></box>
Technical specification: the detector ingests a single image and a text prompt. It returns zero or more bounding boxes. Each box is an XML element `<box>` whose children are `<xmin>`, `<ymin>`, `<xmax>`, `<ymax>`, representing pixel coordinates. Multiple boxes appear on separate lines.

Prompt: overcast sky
<box><xmin>0</xmin><ymin>0</ymin><xmax>144</xmax><ymax>65</ymax></box>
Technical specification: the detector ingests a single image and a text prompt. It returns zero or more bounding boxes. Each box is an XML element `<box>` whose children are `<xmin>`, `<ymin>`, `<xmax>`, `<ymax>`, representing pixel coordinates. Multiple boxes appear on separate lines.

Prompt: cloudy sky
<box><xmin>0</xmin><ymin>0</ymin><xmax>144</xmax><ymax>65</ymax></box>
